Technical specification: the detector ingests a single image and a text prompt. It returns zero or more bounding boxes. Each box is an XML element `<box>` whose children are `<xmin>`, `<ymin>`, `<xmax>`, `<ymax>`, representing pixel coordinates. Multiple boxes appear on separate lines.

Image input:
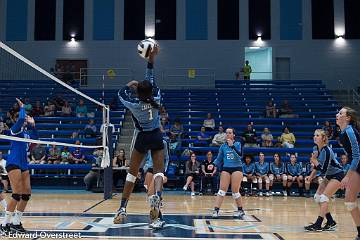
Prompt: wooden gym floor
<box><xmin>0</xmin><ymin>190</ymin><xmax>357</xmax><ymax>239</ymax></box>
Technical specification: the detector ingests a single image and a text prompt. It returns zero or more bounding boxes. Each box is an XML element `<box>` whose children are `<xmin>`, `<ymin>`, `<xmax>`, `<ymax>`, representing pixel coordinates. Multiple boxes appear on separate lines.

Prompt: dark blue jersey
<box><xmin>242</xmin><ymin>162</ymin><xmax>255</xmax><ymax>175</ymax></box>
<box><xmin>214</xmin><ymin>142</ymin><xmax>242</xmax><ymax>168</ymax></box>
<box><xmin>255</xmin><ymin>161</ymin><xmax>269</xmax><ymax>176</ymax></box>
<box><xmin>286</xmin><ymin>162</ymin><xmax>302</xmax><ymax>176</ymax></box>
<box><xmin>314</xmin><ymin>145</ymin><xmax>342</xmax><ymax>176</ymax></box>
<box><xmin>7</xmin><ymin>107</ymin><xmax>38</xmax><ymax>170</ymax></box>
<box><xmin>339</xmin><ymin>125</ymin><xmax>360</xmax><ymax>172</ymax></box>
<box><xmin>118</xmin><ymin>66</ymin><xmax>161</xmax><ymax>131</ymax></box>
<box><xmin>270</xmin><ymin>162</ymin><xmax>285</xmax><ymax>175</ymax></box>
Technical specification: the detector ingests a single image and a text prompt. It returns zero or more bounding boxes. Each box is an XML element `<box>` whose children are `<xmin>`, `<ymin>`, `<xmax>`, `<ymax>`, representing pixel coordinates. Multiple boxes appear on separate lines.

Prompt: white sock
<box><xmin>2</xmin><ymin>211</ymin><xmax>12</xmax><ymax>226</ymax></box>
<box><xmin>0</xmin><ymin>199</ymin><xmax>7</xmax><ymax>210</ymax></box>
<box><xmin>11</xmin><ymin>210</ymin><xmax>23</xmax><ymax>225</ymax></box>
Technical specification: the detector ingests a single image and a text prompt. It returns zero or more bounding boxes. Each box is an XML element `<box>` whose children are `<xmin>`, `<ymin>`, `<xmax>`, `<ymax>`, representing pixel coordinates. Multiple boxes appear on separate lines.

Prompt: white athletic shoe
<box><xmin>113</xmin><ymin>207</ymin><xmax>127</xmax><ymax>224</ymax></box>
<box><xmin>283</xmin><ymin>190</ymin><xmax>288</xmax><ymax>196</ymax></box>
<box><xmin>149</xmin><ymin>195</ymin><xmax>161</xmax><ymax>222</ymax></box>
<box><xmin>149</xmin><ymin>218</ymin><xmax>165</xmax><ymax>230</ymax></box>
<box><xmin>258</xmin><ymin>191</ymin><xmax>263</xmax><ymax>197</ymax></box>
<box><xmin>265</xmin><ymin>191</ymin><xmax>270</xmax><ymax>197</ymax></box>
<box><xmin>183</xmin><ymin>185</ymin><xmax>188</xmax><ymax>191</ymax></box>
<box><xmin>212</xmin><ymin>210</ymin><xmax>219</xmax><ymax>218</ymax></box>
<box><xmin>191</xmin><ymin>192</ymin><xmax>195</xmax><ymax>197</ymax></box>
<box><xmin>233</xmin><ymin>209</ymin><xmax>245</xmax><ymax>218</ymax></box>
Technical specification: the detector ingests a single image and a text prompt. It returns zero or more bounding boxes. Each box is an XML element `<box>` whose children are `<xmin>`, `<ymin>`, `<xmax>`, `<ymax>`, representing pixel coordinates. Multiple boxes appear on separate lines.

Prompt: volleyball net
<box><xmin>0</xmin><ymin>41</ymin><xmax>112</xmax><ymax>170</ymax></box>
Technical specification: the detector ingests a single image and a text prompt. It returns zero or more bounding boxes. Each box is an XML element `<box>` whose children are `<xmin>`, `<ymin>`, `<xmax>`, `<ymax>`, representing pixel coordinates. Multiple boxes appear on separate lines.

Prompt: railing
<box><xmin>79</xmin><ymin>68</ymin><xmax>134</xmax><ymax>88</ymax></box>
<box><xmin>160</xmin><ymin>68</ymin><xmax>215</xmax><ymax>89</ymax></box>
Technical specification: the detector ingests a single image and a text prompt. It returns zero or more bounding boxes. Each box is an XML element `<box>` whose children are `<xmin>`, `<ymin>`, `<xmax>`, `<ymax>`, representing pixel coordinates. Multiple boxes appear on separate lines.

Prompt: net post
<box><xmin>103</xmin><ymin>106</ymin><xmax>113</xmax><ymax>199</ymax></box>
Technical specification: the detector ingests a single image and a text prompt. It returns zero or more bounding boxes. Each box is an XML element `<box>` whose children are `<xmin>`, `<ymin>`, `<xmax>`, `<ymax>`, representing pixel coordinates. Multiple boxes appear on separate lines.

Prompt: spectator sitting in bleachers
<box><xmin>278</xmin><ymin>127</ymin><xmax>296</xmax><ymax>148</ymax></box>
<box><xmin>30</xmin><ymin>144</ymin><xmax>47</xmax><ymax>164</ymax></box>
<box><xmin>61</xmin><ymin>101</ymin><xmax>72</xmax><ymax>116</ymax></box>
<box><xmin>0</xmin><ymin>152</ymin><xmax>9</xmax><ymax>192</ymax></box>
<box><xmin>170</xmin><ymin>118</ymin><xmax>184</xmax><ymax>139</ymax></box>
<box><xmin>160</xmin><ymin>106</ymin><xmax>169</xmax><ymax>124</ymax></box>
<box><xmin>23</xmin><ymin>98</ymin><xmax>32</xmax><ymax>114</ymax></box>
<box><xmin>84</xmin><ymin>148</ymin><xmax>103</xmax><ymax>191</ymax></box>
<box><xmin>71</xmin><ymin>141</ymin><xmax>86</xmax><ymax>164</ymax></box>
<box><xmin>340</xmin><ymin>154</ymin><xmax>350</xmax><ymax>175</ymax></box>
<box><xmin>211</xmin><ymin>126</ymin><xmax>226</xmax><ymax>147</ymax></box>
<box><xmin>84</xmin><ymin>119</ymin><xmax>97</xmax><ymax>138</ymax></box>
<box><xmin>265</xmin><ymin>100</ymin><xmax>277</xmax><ymax>118</ymax></box>
<box><xmin>322</xmin><ymin>120</ymin><xmax>333</xmax><ymax>139</ymax></box>
<box><xmin>169</xmin><ymin>133</ymin><xmax>181</xmax><ymax>155</ymax></box>
<box><xmin>0</xmin><ymin>107</ymin><xmax>3</xmax><ymax>121</ymax></box>
<box><xmin>183</xmin><ymin>152</ymin><xmax>201</xmax><ymax>197</ymax></box>
<box><xmin>52</xmin><ymin>94</ymin><xmax>65</xmax><ymax>111</ymax></box>
<box><xmin>269</xmin><ymin>153</ymin><xmax>288</xmax><ymax>196</ymax></box>
<box><xmin>4</xmin><ymin>111</ymin><xmax>15</xmax><ymax>128</ymax></box>
<box><xmin>203</xmin><ymin>113</ymin><xmax>215</xmax><ymax>131</ymax></box>
<box><xmin>0</xmin><ymin>119</ymin><xmax>9</xmax><ymax>134</ymax></box>
<box><xmin>44</xmin><ymin>100</ymin><xmax>56</xmax><ymax>116</ymax></box>
<box><xmin>286</xmin><ymin>154</ymin><xmax>304</xmax><ymax>196</ymax></box>
<box><xmin>60</xmin><ymin>146</ymin><xmax>73</xmax><ymax>164</ymax></box>
<box><xmin>160</xmin><ymin>119</ymin><xmax>170</xmax><ymax>140</ymax></box>
<box><xmin>113</xmin><ymin>149</ymin><xmax>127</xmax><ymax>188</ymax></box>
<box><xmin>279</xmin><ymin>100</ymin><xmax>297</xmax><ymax>118</ymax></box>
<box><xmin>76</xmin><ymin>99</ymin><xmax>88</xmax><ymax>118</ymax></box>
<box><xmin>261</xmin><ymin>127</ymin><xmax>273</xmax><ymax>147</ymax></box>
<box><xmin>195</xmin><ymin>126</ymin><xmax>212</xmax><ymax>146</ymax></box>
<box><xmin>47</xmin><ymin>144</ymin><xmax>61</xmax><ymax>164</ymax></box>
<box><xmin>31</xmin><ymin>100</ymin><xmax>44</xmax><ymax>117</ymax></box>
<box><xmin>70</xmin><ymin>131</ymin><xmax>79</xmax><ymax>139</ymax></box>
<box><xmin>201</xmin><ymin>151</ymin><xmax>217</xmax><ymax>195</ymax></box>
<box><xmin>242</xmin><ymin>124</ymin><xmax>257</xmax><ymax>148</ymax></box>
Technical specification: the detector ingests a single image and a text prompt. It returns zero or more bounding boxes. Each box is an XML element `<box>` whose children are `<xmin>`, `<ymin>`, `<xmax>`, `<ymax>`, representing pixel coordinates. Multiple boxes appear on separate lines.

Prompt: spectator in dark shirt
<box><xmin>242</xmin><ymin>124</ymin><xmax>257</xmax><ymax>148</ymax></box>
<box><xmin>201</xmin><ymin>151</ymin><xmax>217</xmax><ymax>194</ymax></box>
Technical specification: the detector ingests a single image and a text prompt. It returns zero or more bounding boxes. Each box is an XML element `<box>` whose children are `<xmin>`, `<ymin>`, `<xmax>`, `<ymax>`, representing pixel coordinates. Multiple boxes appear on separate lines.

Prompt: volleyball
<box><xmin>137</xmin><ymin>38</ymin><xmax>158</xmax><ymax>60</ymax></box>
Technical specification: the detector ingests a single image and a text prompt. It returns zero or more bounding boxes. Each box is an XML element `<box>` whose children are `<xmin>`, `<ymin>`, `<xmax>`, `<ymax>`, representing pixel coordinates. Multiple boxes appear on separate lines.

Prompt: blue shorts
<box><xmin>6</xmin><ymin>164</ymin><xmax>29</xmax><ymax>173</ymax></box>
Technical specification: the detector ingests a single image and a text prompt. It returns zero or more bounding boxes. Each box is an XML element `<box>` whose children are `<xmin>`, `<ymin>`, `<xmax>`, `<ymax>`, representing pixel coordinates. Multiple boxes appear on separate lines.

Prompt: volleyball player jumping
<box><xmin>114</xmin><ymin>45</ymin><xmax>165</xmax><ymax>229</ymax></box>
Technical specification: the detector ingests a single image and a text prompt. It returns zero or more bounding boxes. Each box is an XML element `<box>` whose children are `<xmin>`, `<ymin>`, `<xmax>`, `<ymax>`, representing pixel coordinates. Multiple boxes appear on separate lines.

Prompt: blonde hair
<box><xmin>314</xmin><ymin>129</ymin><xmax>328</xmax><ymax>145</ymax></box>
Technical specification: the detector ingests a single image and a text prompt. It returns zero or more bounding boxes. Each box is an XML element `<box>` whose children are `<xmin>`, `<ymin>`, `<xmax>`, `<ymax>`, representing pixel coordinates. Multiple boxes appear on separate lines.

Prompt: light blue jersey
<box><xmin>143</xmin><ymin>140</ymin><xmax>170</xmax><ymax>172</ymax></box>
<box><xmin>286</xmin><ymin>162</ymin><xmax>302</xmax><ymax>176</ymax></box>
<box><xmin>270</xmin><ymin>162</ymin><xmax>285</xmax><ymax>175</ymax></box>
<box><xmin>342</xmin><ymin>163</ymin><xmax>350</xmax><ymax>175</ymax></box>
<box><xmin>118</xmin><ymin>66</ymin><xmax>161</xmax><ymax>131</ymax></box>
<box><xmin>314</xmin><ymin>145</ymin><xmax>343</xmax><ymax>176</ymax></box>
<box><xmin>7</xmin><ymin>107</ymin><xmax>38</xmax><ymax>170</ymax></box>
<box><xmin>214</xmin><ymin>142</ymin><xmax>242</xmax><ymax>168</ymax></box>
<box><xmin>255</xmin><ymin>161</ymin><xmax>269</xmax><ymax>176</ymax></box>
<box><xmin>242</xmin><ymin>162</ymin><xmax>255</xmax><ymax>175</ymax></box>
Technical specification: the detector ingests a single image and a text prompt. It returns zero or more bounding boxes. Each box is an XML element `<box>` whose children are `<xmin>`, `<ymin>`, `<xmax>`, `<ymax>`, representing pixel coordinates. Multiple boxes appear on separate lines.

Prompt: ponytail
<box><xmin>137</xmin><ymin>80</ymin><xmax>160</xmax><ymax>109</ymax></box>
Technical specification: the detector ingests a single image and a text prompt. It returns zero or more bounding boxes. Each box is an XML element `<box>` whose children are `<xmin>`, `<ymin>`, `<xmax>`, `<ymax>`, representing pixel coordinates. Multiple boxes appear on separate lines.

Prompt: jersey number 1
<box><xmin>148</xmin><ymin>109</ymin><xmax>153</xmax><ymax>120</ymax></box>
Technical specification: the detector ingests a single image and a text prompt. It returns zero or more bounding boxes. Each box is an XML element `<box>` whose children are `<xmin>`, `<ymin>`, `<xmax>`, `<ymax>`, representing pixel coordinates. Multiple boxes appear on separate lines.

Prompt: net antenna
<box><xmin>0</xmin><ymin>41</ymin><xmax>111</xmax><ymax>167</ymax></box>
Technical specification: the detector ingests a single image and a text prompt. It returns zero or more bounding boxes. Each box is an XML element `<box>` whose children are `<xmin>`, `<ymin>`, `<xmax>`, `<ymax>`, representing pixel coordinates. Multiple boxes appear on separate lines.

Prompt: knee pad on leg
<box><xmin>345</xmin><ymin>202</ymin><xmax>358</xmax><ymax>211</ymax></box>
<box><xmin>242</xmin><ymin>176</ymin><xmax>248</xmax><ymax>182</ymax></box>
<box><xmin>232</xmin><ymin>192</ymin><xmax>241</xmax><ymax>199</ymax></box>
<box><xmin>217</xmin><ymin>190</ymin><xmax>226</xmax><ymax>197</ymax></box>
<box><xmin>153</xmin><ymin>172</ymin><xmax>165</xmax><ymax>181</ymax></box>
<box><xmin>269</xmin><ymin>175</ymin><xmax>274</xmax><ymax>181</ymax></box>
<box><xmin>12</xmin><ymin>193</ymin><xmax>21</xmax><ymax>201</ymax></box>
<box><xmin>258</xmin><ymin>178</ymin><xmax>263</xmax><ymax>184</ymax></box>
<box><xmin>265</xmin><ymin>179</ymin><xmax>270</xmax><ymax>184</ymax></box>
<box><xmin>314</xmin><ymin>193</ymin><xmax>321</xmax><ymax>203</ymax></box>
<box><xmin>126</xmin><ymin>173</ymin><xmax>137</xmax><ymax>183</ymax></box>
<box><xmin>319</xmin><ymin>194</ymin><xmax>329</xmax><ymax>203</ymax></box>
<box><xmin>21</xmin><ymin>194</ymin><xmax>31</xmax><ymax>201</ymax></box>
<box><xmin>283</xmin><ymin>175</ymin><xmax>288</xmax><ymax>181</ymax></box>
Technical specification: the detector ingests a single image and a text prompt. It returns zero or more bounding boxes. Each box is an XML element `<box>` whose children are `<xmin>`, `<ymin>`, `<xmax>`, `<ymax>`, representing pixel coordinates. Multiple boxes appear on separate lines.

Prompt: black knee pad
<box><xmin>21</xmin><ymin>194</ymin><xmax>31</xmax><ymax>201</ymax></box>
<box><xmin>12</xmin><ymin>193</ymin><xmax>21</xmax><ymax>201</ymax></box>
